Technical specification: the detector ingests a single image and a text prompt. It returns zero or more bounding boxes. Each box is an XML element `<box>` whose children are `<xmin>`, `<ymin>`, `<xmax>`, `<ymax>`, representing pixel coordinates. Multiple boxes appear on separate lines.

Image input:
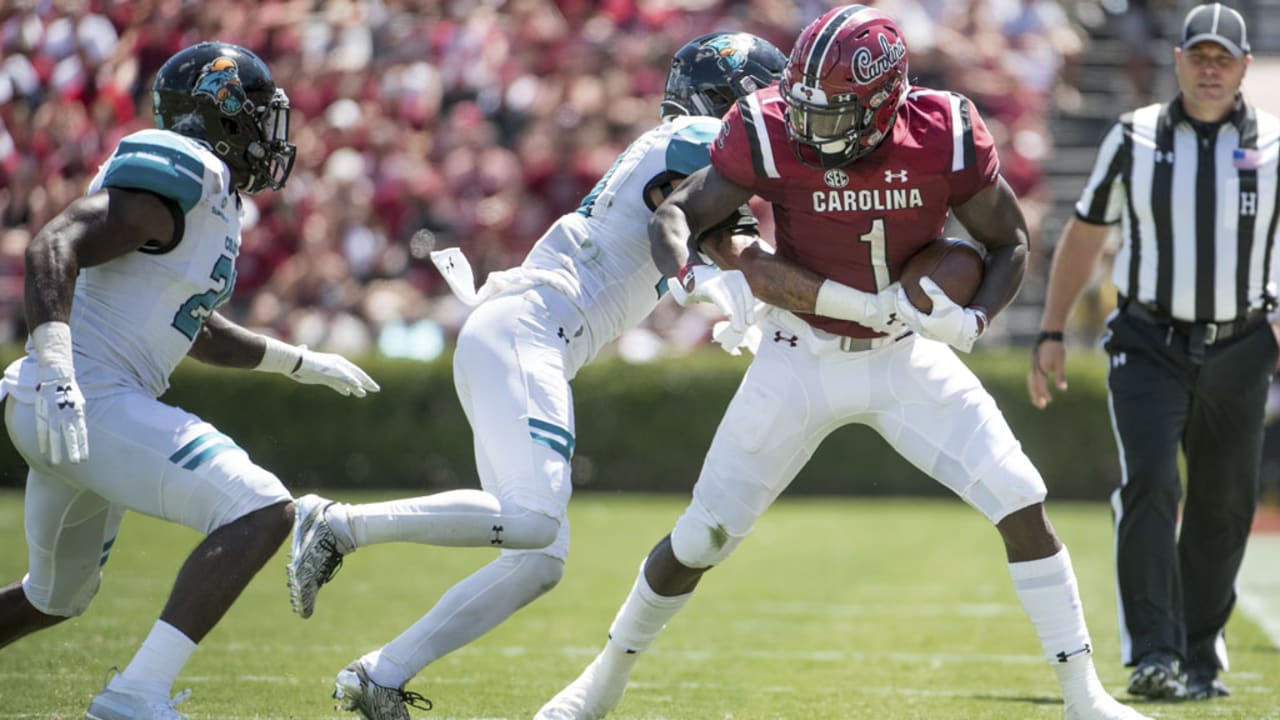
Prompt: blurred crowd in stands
<box><xmin>1</xmin><ymin>0</ymin><xmax>1131</xmax><ymax>361</ymax></box>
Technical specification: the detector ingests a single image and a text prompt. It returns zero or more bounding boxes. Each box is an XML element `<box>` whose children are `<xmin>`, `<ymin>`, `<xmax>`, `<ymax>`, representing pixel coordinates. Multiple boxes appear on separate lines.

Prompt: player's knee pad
<box><xmin>974</xmin><ymin>451</ymin><xmax>1049</xmax><ymax>525</ymax></box>
<box><xmin>669</xmin><ymin>499</ymin><xmax>747</xmax><ymax>569</ymax></box>
<box><xmin>22</xmin><ymin>574</ymin><xmax>98</xmax><ymax>618</ymax></box>
<box><xmin>494</xmin><ymin>550</ymin><xmax>565</xmax><ymax>596</ymax></box>
<box><xmin>196</xmin><ymin>465</ymin><xmax>291</xmax><ymax>536</ymax></box>
<box><xmin>499</xmin><ymin>506</ymin><xmax>562</xmax><ymax>550</ymax></box>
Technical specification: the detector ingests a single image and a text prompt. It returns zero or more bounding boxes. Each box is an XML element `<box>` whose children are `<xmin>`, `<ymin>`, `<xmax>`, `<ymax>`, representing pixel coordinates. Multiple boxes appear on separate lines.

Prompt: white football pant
<box><xmin>5</xmin><ymin>392</ymin><xmax>289</xmax><ymax>616</ymax></box>
<box><xmin>671</xmin><ymin>310</ymin><xmax>1047</xmax><ymax>568</ymax></box>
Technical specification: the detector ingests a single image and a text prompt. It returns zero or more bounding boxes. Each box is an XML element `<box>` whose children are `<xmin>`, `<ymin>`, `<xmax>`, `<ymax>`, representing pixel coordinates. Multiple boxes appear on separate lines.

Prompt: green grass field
<box><xmin>1</xmin><ymin>490</ymin><xmax>1276</xmax><ymax>719</ymax></box>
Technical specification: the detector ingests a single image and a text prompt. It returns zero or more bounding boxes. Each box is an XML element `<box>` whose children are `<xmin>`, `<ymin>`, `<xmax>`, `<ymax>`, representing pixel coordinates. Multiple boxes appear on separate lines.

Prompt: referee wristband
<box><xmin>1035</xmin><ymin>330</ymin><xmax>1065</xmax><ymax>347</ymax></box>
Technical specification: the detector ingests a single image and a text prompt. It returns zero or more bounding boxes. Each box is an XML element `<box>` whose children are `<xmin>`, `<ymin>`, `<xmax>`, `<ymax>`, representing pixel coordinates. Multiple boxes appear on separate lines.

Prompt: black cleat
<box><xmin>1127</xmin><ymin>651</ymin><xmax>1186</xmax><ymax>699</ymax></box>
<box><xmin>1185</xmin><ymin>664</ymin><xmax>1229</xmax><ymax>700</ymax></box>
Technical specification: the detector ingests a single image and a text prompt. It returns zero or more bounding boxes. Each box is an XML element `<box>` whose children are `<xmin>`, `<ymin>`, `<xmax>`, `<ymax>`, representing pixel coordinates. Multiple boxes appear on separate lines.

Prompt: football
<box><xmin>900</xmin><ymin>238</ymin><xmax>985</xmax><ymax>313</ymax></box>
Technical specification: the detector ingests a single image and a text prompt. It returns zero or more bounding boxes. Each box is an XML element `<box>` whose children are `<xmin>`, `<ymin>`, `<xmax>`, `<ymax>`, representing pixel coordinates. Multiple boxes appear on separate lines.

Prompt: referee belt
<box><xmin>1121</xmin><ymin>300</ymin><xmax>1266</xmax><ymax>346</ymax></box>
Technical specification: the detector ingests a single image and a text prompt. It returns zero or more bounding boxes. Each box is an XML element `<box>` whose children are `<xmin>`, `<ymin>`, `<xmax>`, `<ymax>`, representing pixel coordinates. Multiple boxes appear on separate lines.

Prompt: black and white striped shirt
<box><xmin>1076</xmin><ymin>96</ymin><xmax>1280</xmax><ymax>322</ymax></box>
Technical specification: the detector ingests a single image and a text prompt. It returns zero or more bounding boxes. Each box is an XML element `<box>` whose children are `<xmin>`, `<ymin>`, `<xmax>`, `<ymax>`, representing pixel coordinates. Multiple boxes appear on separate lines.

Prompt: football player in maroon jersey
<box><xmin>537</xmin><ymin>6</ymin><xmax>1150</xmax><ymax>720</ymax></box>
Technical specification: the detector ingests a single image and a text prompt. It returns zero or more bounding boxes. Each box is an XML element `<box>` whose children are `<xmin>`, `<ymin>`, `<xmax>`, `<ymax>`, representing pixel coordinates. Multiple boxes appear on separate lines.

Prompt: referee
<box><xmin>1027</xmin><ymin>2</ymin><xmax>1277</xmax><ymax>703</ymax></box>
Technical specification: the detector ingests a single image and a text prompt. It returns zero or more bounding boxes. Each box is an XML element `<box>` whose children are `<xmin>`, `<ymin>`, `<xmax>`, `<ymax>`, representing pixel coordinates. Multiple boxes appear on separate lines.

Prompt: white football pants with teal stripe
<box><xmin>457</xmin><ymin>287</ymin><xmax>584</xmax><ymax>512</ymax></box>
<box><xmin>4</xmin><ymin>390</ymin><xmax>289</xmax><ymax>617</ymax></box>
<box><xmin>453</xmin><ymin>286</ymin><xmax>583</xmax><ymax>561</ymax></box>
<box><xmin>333</xmin><ymin>287</ymin><xmax>583</xmax><ymax>690</ymax></box>
<box><xmin>328</xmin><ymin>286</ymin><xmax>580</xmax><ymax>564</ymax></box>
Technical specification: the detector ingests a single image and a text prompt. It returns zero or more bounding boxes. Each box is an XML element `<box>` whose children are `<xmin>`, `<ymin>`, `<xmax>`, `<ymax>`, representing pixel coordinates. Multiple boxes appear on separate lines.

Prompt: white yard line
<box><xmin>1239</xmin><ymin>533</ymin><xmax>1280</xmax><ymax>649</ymax></box>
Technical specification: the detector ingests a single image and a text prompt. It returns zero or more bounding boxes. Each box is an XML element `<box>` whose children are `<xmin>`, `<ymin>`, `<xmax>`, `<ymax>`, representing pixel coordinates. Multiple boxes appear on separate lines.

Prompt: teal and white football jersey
<box><xmin>5</xmin><ymin>129</ymin><xmax>243</xmax><ymax>400</ymax></box>
<box><xmin>515</xmin><ymin>115</ymin><xmax>722</xmax><ymax>361</ymax></box>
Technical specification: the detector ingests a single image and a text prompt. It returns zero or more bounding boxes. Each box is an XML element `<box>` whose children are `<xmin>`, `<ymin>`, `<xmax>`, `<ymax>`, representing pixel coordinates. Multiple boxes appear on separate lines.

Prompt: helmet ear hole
<box><xmin>220</xmin><ymin>117</ymin><xmax>241</xmax><ymax>136</ymax></box>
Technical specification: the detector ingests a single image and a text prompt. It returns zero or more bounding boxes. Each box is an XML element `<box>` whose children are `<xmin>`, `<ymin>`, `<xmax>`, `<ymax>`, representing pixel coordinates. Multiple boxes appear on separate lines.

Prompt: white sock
<box><xmin>594</xmin><ymin>637</ymin><xmax>641</xmax><ymax>682</ymax></box>
<box><xmin>334</xmin><ymin>489</ymin><xmax>557</xmax><ymax>550</ymax></box>
<box><xmin>1054</xmin><ymin>651</ymin><xmax>1109</xmax><ymax>700</ymax></box>
<box><xmin>362</xmin><ymin>553</ymin><xmax>562</xmax><ymax>688</ymax></box>
<box><xmin>110</xmin><ymin>620</ymin><xmax>196</xmax><ymax>698</ymax></box>
<box><xmin>322</xmin><ymin>503</ymin><xmax>357</xmax><ymax>554</ymax></box>
<box><xmin>1009</xmin><ymin>547</ymin><xmax>1101</xmax><ymax>695</ymax></box>
<box><xmin>606</xmin><ymin>562</ymin><xmax>692</xmax><ymax>654</ymax></box>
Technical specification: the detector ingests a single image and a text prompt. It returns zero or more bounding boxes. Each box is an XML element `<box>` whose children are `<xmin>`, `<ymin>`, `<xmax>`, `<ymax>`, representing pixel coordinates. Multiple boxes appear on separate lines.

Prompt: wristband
<box><xmin>815</xmin><ymin>279</ymin><xmax>872</xmax><ymax>323</ymax></box>
<box><xmin>1035</xmin><ymin>330</ymin><xmax>1065</xmax><ymax>346</ymax></box>
<box><xmin>967</xmin><ymin>305</ymin><xmax>990</xmax><ymax>336</ymax></box>
<box><xmin>257</xmin><ymin>335</ymin><xmax>304</xmax><ymax>375</ymax></box>
<box><xmin>677</xmin><ymin>262</ymin><xmax>698</xmax><ymax>293</ymax></box>
<box><xmin>32</xmin><ymin>321</ymin><xmax>74</xmax><ymax>369</ymax></box>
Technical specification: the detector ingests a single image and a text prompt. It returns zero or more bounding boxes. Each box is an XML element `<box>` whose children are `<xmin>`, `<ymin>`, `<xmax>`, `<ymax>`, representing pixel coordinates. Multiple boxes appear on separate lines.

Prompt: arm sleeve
<box><xmin>947</xmin><ymin>94</ymin><xmax>1001</xmax><ymax>205</ymax></box>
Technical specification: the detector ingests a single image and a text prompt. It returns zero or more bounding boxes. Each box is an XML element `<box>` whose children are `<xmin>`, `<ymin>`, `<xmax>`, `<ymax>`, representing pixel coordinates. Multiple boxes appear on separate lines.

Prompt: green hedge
<box><xmin>0</xmin><ymin>347</ymin><xmax>1121</xmax><ymax>500</ymax></box>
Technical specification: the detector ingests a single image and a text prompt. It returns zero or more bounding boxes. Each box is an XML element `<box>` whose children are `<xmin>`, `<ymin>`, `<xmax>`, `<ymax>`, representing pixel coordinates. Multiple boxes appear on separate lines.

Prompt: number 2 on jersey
<box><xmin>172</xmin><ymin>254</ymin><xmax>236</xmax><ymax>340</ymax></box>
<box><xmin>859</xmin><ymin>218</ymin><xmax>890</xmax><ymax>291</ymax></box>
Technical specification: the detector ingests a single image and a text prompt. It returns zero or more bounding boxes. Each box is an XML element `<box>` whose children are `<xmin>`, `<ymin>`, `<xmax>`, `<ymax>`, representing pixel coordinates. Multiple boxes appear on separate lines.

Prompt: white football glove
<box><xmin>35</xmin><ymin>365</ymin><xmax>88</xmax><ymax>464</ymax></box>
<box><xmin>668</xmin><ymin>264</ymin><xmax>756</xmax><ymax>336</ymax></box>
<box><xmin>814</xmin><ymin>280</ymin><xmax>904</xmax><ymax>333</ymax></box>
<box><xmin>31</xmin><ymin>321</ymin><xmax>88</xmax><ymax>464</ymax></box>
<box><xmin>711</xmin><ymin>301</ymin><xmax>769</xmax><ymax>356</ymax></box>
<box><xmin>893</xmin><ymin>276</ymin><xmax>988</xmax><ymax>353</ymax></box>
<box><xmin>290</xmin><ymin>347</ymin><xmax>380</xmax><ymax>397</ymax></box>
<box><xmin>258</xmin><ymin>337</ymin><xmax>380</xmax><ymax>397</ymax></box>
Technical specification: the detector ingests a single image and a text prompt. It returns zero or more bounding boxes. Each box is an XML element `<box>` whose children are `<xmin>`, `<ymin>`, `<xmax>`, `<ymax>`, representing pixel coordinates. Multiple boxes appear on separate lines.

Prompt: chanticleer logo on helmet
<box><xmin>702</xmin><ymin>33</ymin><xmax>753</xmax><ymax>70</ymax></box>
<box><xmin>193</xmin><ymin>57</ymin><xmax>252</xmax><ymax>116</ymax></box>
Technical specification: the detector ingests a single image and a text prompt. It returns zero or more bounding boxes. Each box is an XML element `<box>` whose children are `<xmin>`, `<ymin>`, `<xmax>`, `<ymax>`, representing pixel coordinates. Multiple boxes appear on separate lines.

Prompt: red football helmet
<box><xmin>782</xmin><ymin>5</ymin><xmax>909</xmax><ymax>169</ymax></box>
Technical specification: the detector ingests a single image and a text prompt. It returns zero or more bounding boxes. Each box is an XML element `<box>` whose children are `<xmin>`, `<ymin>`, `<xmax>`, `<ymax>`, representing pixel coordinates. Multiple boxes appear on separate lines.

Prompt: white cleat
<box><xmin>1064</xmin><ymin>693</ymin><xmax>1153</xmax><ymax>720</ymax></box>
<box><xmin>85</xmin><ymin>686</ymin><xmax>191</xmax><ymax>720</ymax></box>
<box><xmin>333</xmin><ymin>659</ymin><xmax>432</xmax><ymax>720</ymax></box>
<box><xmin>535</xmin><ymin>651</ymin><xmax>634</xmax><ymax>720</ymax></box>
<box><xmin>287</xmin><ymin>493</ymin><xmax>345</xmax><ymax>619</ymax></box>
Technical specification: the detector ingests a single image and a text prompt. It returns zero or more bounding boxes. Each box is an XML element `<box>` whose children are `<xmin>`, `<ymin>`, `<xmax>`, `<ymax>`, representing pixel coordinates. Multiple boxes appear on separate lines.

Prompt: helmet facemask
<box><xmin>238</xmin><ymin>87</ymin><xmax>296</xmax><ymax>193</ymax></box>
<box><xmin>783</xmin><ymin>68</ymin><xmax>906</xmax><ymax>169</ymax></box>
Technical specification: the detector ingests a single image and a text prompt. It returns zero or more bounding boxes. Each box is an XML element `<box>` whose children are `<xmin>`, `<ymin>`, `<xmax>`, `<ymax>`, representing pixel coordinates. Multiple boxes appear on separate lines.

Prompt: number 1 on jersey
<box><xmin>859</xmin><ymin>218</ymin><xmax>890</xmax><ymax>291</ymax></box>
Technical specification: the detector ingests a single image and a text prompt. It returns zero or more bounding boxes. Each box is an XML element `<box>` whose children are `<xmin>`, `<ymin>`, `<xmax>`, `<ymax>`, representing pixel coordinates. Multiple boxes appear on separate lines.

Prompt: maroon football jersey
<box><xmin>710</xmin><ymin>85</ymin><xmax>999</xmax><ymax>338</ymax></box>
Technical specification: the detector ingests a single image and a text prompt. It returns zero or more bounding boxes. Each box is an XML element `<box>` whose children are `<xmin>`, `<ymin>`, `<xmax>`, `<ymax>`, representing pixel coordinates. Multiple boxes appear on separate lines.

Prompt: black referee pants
<box><xmin>1104</xmin><ymin>311</ymin><xmax>1275</xmax><ymax>671</ymax></box>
